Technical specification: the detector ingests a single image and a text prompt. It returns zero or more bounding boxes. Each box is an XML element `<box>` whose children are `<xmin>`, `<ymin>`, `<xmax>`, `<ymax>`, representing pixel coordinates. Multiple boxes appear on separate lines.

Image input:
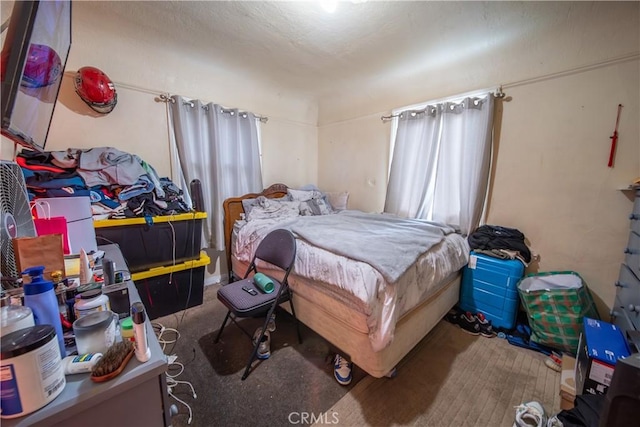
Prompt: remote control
<box><xmin>242</xmin><ymin>285</ymin><xmax>258</xmax><ymax>295</ymax></box>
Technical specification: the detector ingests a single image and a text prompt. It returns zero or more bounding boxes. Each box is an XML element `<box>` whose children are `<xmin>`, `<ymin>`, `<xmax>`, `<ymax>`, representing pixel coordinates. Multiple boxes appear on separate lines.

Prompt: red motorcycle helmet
<box><xmin>74</xmin><ymin>66</ymin><xmax>117</xmax><ymax>114</ymax></box>
<box><xmin>21</xmin><ymin>43</ymin><xmax>62</xmax><ymax>88</ymax></box>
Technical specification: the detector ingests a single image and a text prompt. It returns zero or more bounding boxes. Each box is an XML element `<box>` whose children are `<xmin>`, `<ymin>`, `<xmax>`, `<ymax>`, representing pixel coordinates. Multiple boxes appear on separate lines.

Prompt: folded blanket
<box><xmin>280</xmin><ymin>211</ymin><xmax>455</xmax><ymax>283</ymax></box>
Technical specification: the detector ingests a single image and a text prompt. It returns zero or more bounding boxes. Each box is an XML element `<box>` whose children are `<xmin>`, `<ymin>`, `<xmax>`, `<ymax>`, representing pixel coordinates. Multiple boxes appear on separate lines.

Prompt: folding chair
<box><xmin>214</xmin><ymin>228</ymin><xmax>302</xmax><ymax>380</ymax></box>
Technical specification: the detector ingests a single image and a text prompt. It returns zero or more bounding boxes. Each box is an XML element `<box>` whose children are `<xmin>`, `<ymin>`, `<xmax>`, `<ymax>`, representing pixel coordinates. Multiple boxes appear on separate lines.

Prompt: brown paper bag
<box><xmin>12</xmin><ymin>234</ymin><xmax>66</xmax><ymax>281</ymax></box>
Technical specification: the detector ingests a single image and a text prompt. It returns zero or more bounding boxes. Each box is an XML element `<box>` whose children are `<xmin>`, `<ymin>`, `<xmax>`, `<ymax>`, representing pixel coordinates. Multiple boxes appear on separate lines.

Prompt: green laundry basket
<box><xmin>517</xmin><ymin>271</ymin><xmax>599</xmax><ymax>354</ymax></box>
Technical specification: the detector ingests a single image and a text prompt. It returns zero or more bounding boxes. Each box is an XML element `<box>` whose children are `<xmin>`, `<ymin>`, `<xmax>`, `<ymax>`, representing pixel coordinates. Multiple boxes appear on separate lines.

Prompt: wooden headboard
<box><xmin>223</xmin><ymin>183</ymin><xmax>289</xmax><ymax>276</ymax></box>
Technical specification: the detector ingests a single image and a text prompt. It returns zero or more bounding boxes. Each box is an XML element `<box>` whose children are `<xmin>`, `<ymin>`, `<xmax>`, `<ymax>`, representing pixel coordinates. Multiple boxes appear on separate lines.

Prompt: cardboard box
<box><xmin>575</xmin><ymin>318</ymin><xmax>631</xmax><ymax>396</ymax></box>
<box><xmin>560</xmin><ymin>354</ymin><xmax>576</xmax><ymax>410</ymax></box>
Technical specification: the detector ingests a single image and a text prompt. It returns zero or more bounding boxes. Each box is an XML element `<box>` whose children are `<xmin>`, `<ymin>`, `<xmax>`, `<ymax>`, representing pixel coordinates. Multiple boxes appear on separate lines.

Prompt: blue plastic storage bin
<box><xmin>459</xmin><ymin>251</ymin><xmax>525</xmax><ymax>330</ymax></box>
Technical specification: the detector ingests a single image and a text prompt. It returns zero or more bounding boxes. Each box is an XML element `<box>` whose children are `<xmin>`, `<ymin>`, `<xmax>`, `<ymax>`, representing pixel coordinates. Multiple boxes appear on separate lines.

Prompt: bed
<box><xmin>223</xmin><ymin>183</ymin><xmax>470</xmax><ymax>378</ymax></box>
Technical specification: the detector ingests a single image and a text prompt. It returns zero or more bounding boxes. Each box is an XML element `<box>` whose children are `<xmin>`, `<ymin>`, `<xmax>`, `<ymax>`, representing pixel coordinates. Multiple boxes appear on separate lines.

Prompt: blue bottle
<box><xmin>22</xmin><ymin>266</ymin><xmax>66</xmax><ymax>358</ymax></box>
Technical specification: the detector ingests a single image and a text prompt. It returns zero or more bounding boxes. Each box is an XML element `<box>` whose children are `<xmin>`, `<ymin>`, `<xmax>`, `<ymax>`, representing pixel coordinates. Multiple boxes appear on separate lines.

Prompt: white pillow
<box><xmin>287</xmin><ymin>188</ymin><xmax>324</xmax><ymax>202</ymax></box>
<box><xmin>242</xmin><ymin>196</ymin><xmax>287</xmax><ymax>215</ymax></box>
<box><xmin>325</xmin><ymin>191</ymin><xmax>349</xmax><ymax>210</ymax></box>
<box><xmin>246</xmin><ymin>197</ymin><xmax>300</xmax><ymax>221</ymax></box>
<box><xmin>299</xmin><ymin>198</ymin><xmax>334</xmax><ymax>216</ymax></box>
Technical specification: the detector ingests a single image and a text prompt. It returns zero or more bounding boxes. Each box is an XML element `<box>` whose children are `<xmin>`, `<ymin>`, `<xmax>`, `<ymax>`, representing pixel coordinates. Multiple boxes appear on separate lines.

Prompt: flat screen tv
<box><xmin>1</xmin><ymin>0</ymin><xmax>71</xmax><ymax>152</ymax></box>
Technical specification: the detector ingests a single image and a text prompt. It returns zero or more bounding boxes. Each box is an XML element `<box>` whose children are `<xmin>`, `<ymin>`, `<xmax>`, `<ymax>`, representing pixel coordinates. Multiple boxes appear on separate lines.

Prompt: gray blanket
<box><xmin>280</xmin><ymin>211</ymin><xmax>455</xmax><ymax>283</ymax></box>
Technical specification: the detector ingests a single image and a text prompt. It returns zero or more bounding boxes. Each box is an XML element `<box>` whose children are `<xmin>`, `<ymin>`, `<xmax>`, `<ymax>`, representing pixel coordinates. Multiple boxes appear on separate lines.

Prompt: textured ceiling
<box><xmin>70</xmin><ymin>2</ymin><xmax>638</xmax><ymax>101</ymax></box>
<box><xmin>3</xmin><ymin>1</ymin><xmax>639</xmax><ymax>121</ymax></box>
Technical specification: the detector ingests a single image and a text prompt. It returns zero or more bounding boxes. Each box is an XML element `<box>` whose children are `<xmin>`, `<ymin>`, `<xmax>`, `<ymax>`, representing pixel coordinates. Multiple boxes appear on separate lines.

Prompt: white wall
<box><xmin>1</xmin><ymin>3</ymin><xmax>319</xmax><ymax>284</ymax></box>
<box><xmin>318</xmin><ymin>113</ymin><xmax>390</xmax><ymax>212</ymax></box>
<box><xmin>2</xmin><ymin>2</ymin><xmax>638</xmax><ymax>316</ymax></box>
<box><xmin>318</xmin><ymin>59</ymin><xmax>639</xmax><ymax>316</ymax></box>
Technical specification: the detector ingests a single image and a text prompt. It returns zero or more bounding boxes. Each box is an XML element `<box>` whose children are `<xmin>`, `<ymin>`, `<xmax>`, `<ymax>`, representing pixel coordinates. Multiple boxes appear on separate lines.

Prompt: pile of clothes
<box><xmin>18</xmin><ymin>147</ymin><xmax>191</xmax><ymax>219</ymax></box>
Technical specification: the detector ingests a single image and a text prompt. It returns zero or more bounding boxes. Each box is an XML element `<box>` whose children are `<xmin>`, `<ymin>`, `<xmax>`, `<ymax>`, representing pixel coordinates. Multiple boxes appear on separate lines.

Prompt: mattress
<box><xmin>232</xmin><ymin>213</ymin><xmax>469</xmax><ymax>351</ymax></box>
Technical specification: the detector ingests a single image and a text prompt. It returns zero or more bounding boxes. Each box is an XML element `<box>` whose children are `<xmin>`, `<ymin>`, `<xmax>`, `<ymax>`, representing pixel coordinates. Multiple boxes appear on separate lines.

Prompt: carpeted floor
<box><xmin>152</xmin><ymin>283</ymin><xmax>367</xmax><ymax>427</ymax></box>
<box><xmin>154</xmin><ymin>284</ymin><xmax>560</xmax><ymax>427</ymax></box>
<box><xmin>319</xmin><ymin>320</ymin><xmax>561</xmax><ymax>427</ymax></box>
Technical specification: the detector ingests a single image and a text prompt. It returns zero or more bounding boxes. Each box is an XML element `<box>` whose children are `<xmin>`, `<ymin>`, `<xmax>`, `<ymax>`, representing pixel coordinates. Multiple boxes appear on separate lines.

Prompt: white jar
<box><xmin>74</xmin><ymin>289</ymin><xmax>110</xmax><ymax>320</ymax></box>
<box><xmin>0</xmin><ymin>325</ymin><xmax>66</xmax><ymax>418</ymax></box>
<box><xmin>1</xmin><ymin>305</ymin><xmax>35</xmax><ymax>337</ymax></box>
<box><xmin>72</xmin><ymin>311</ymin><xmax>118</xmax><ymax>355</ymax></box>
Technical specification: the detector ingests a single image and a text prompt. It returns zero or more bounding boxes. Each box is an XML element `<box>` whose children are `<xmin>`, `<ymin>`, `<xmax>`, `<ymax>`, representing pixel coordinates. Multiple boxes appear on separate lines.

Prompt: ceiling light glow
<box><xmin>319</xmin><ymin>1</ymin><xmax>338</xmax><ymax>13</ymax></box>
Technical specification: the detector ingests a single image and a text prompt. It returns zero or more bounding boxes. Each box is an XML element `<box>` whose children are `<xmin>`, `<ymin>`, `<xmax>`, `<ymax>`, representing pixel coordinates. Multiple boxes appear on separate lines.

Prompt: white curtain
<box><xmin>384</xmin><ymin>93</ymin><xmax>494</xmax><ymax>235</ymax></box>
<box><xmin>168</xmin><ymin>96</ymin><xmax>263</xmax><ymax>250</ymax></box>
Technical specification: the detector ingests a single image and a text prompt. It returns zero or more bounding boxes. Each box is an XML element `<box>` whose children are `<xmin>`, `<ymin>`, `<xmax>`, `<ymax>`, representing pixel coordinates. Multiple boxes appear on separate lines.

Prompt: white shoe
<box><xmin>547</xmin><ymin>415</ymin><xmax>563</xmax><ymax>427</ymax></box>
<box><xmin>333</xmin><ymin>354</ymin><xmax>352</xmax><ymax>385</ymax></box>
<box><xmin>514</xmin><ymin>401</ymin><xmax>547</xmax><ymax>427</ymax></box>
<box><xmin>252</xmin><ymin>328</ymin><xmax>271</xmax><ymax>359</ymax></box>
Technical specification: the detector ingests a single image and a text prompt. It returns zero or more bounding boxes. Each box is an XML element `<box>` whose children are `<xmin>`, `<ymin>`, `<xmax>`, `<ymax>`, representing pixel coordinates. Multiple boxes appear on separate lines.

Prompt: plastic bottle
<box><xmin>131</xmin><ymin>302</ymin><xmax>150</xmax><ymax>363</ymax></box>
<box><xmin>22</xmin><ymin>266</ymin><xmax>66</xmax><ymax>358</ymax></box>
<box><xmin>62</xmin><ymin>353</ymin><xmax>103</xmax><ymax>375</ymax></box>
<box><xmin>120</xmin><ymin>316</ymin><xmax>135</xmax><ymax>342</ymax></box>
<box><xmin>79</xmin><ymin>248</ymin><xmax>93</xmax><ymax>285</ymax></box>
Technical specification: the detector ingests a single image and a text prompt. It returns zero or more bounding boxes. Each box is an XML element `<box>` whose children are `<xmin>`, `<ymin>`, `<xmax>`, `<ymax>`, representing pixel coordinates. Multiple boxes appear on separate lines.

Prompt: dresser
<box><xmin>611</xmin><ymin>186</ymin><xmax>640</xmax><ymax>353</ymax></box>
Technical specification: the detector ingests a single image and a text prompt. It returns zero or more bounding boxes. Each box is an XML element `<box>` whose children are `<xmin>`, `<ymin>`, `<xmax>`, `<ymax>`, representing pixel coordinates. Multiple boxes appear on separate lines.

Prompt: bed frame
<box><xmin>223</xmin><ymin>183</ymin><xmax>461</xmax><ymax>378</ymax></box>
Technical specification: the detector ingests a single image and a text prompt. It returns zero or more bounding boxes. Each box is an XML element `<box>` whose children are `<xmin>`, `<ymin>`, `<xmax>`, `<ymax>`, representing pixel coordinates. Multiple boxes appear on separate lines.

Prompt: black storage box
<box><xmin>131</xmin><ymin>252</ymin><xmax>210</xmax><ymax>320</ymax></box>
<box><xmin>93</xmin><ymin>212</ymin><xmax>206</xmax><ymax>273</ymax></box>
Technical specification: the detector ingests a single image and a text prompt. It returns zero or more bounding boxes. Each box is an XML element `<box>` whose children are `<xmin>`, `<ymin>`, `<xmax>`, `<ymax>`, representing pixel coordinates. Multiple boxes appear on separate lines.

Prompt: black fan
<box><xmin>1</xmin><ymin>160</ymin><xmax>36</xmax><ymax>289</ymax></box>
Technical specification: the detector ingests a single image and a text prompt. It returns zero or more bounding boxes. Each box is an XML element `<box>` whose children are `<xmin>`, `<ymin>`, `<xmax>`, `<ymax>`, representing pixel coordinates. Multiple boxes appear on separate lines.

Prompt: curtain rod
<box><xmin>380</xmin><ymin>87</ymin><xmax>503</xmax><ymax>121</ymax></box>
<box><xmin>381</xmin><ymin>52</ymin><xmax>639</xmax><ymax>122</ymax></box>
<box><xmin>62</xmin><ymin>72</ymin><xmax>269</xmax><ymax>123</ymax></box>
<box><xmin>158</xmin><ymin>93</ymin><xmax>268</xmax><ymax>123</ymax></box>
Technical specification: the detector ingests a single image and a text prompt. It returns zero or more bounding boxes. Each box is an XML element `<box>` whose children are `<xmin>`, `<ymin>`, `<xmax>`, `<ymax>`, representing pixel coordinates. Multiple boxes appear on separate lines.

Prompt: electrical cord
<box><xmin>179</xmin><ymin>212</ymin><xmax>197</xmax><ymax>325</ymax></box>
<box><xmin>167</xmin><ymin>219</ymin><xmax>176</xmax><ymax>286</ymax></box>
<box><xmin>153</xmin><ymin>321</ymin><xmax>196</xmax><ymax>424</ymax></box>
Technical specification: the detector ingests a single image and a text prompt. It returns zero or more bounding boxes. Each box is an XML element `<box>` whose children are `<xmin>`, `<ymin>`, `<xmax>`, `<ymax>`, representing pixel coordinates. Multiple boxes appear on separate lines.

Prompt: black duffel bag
<box><xmin>467</xmin><ymin>225</ymin><xmax>531</xmax><ymax>263</ymax></box>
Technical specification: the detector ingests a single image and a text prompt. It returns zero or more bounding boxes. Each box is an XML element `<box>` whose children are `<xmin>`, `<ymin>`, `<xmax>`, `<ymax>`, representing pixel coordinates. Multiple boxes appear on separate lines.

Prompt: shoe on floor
<box><xmin>544</xmin><ymin>354</ymin><xmax>562</xmax><ymax>372</ymax></box>
<box><xmin>546</xmin><ymin>414</ymin><xmax>563</xmax><ymax>427</ymax></box>
<box><xmin>445</xmin><ymin>308</ymin><xmax>461</xmax><ymax>324</ymax></box>
<box><xmin>252</xmin><ymin>328</ymin><xmax>271</xmax><ymax>359</ymax></box>
<box><xmin>333</xmin><ymin>354</ymin><xmax>353</xmax><ymax>385</ymax></box>
<box><xmin>513</xmin><ymin>401</ymin><xmax>547</xmax><ymax>427</ymax></box>
<box><xmin>475</xmin><ymin>312</ymin><xmax>496</xmax><ymax>338</ymax></box>
<box><xmin>458</xmin><ymin>311</ymin><xmax>481</xmax><ymax>335</ymax></box>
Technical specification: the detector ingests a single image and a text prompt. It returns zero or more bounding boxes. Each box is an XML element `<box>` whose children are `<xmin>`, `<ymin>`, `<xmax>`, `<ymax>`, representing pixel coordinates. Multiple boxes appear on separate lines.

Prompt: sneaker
<box><xmin>445</xmin><ymin>309</ymin><xmax>480</xmax><ymax>335</ymax></box>
<box><xmin>333</xmin><ymin>354</ymin><xmax>353</xmax><ymax>385</ymax></box>
<box><xmin>458</xmin><ymin>311</ymin><xmax>481</xmax><ymax>335</ymax></box>
<box><xmin>544</xmin><ymin>354</ymin><xmax>562</xmax><ymax>372</ymax></box>
<box><xmin>267</xmin><ymin>313</ymin><xmax>276</xmax><ymax>332</ymax></box>
<box><xmin>514</xmin><ymin>401</ymin><xmax>547</xmax><ymax>427</ymax></box>
<box><xmin>475</xmin><ymin>312</ymin><xmax>496</xmax><ymax>338</ymax></box>
<box><xmin>546</xmin><ymin>415</ymin><xmax>563</xmax><ymax>427</ymax></box>
<box><xmin>252</xmin><ymin>328</ymin><xmax>271</xmax><ymax>359</ymax></box>
<box><xmin>445</xmin><ymin>308</ymin><xmax>461</xmax><ymax>324</ymax></box>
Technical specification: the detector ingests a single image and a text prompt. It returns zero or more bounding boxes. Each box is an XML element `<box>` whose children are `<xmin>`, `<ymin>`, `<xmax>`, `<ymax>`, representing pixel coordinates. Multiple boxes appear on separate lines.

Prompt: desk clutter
<box><xmin>0</xmin><ymin>258</ymin><xmax>152</xmax><ymax>419</ymax></box>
